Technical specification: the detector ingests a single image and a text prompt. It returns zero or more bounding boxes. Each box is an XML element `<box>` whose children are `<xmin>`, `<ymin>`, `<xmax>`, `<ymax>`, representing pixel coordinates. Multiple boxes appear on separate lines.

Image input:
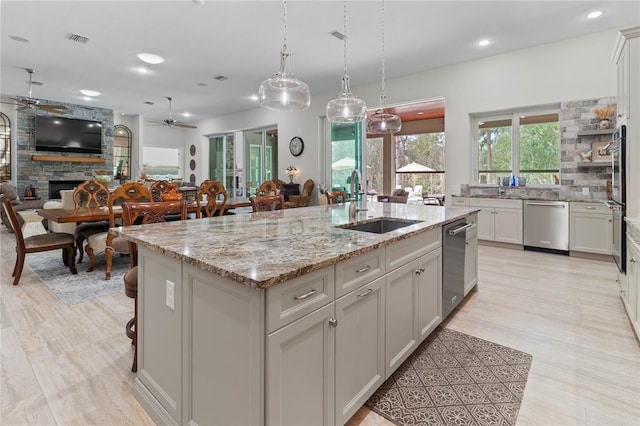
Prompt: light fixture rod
<box><xmin>379</xmin><ymin>0</ymin><xmax>387</xmax><ymax>109</ymax></box>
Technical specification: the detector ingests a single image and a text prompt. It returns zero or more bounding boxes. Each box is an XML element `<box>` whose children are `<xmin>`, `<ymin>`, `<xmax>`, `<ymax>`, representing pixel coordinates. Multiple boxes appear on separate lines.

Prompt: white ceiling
<box><xmin>1</xmin><ymin>1</ymin><xmax>639</xmax><ymax>122</ymax></box>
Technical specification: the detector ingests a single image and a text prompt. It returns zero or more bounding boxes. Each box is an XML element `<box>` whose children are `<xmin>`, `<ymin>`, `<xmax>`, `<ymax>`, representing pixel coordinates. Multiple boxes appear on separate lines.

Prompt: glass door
<box><xmin>209</xmin><ymin>133</ymin><xmax>236</xmax><ymax>192</ymax></box>
<box><xmin>113</xmin><ymin>125</ymin><xmax>132</xmax><ymax>183</ymax></box>
<box><xmin>244</xmin><ymin>127</ymin><xmax>278</xmax><ymax>196</ymax></box>
<box><xmin>0</xmin><ymin>113</ymin><xmax>10</xmax><ymax>180</ymax></box>
<box><xmin>330</xmin><ymin>122</ymin><xmax>363</xmax><ymax>199</ymax></box>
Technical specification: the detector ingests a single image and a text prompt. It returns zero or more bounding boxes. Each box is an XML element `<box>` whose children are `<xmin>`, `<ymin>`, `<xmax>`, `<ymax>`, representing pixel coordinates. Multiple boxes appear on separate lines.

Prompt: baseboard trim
<box><xmin>478</xmin><ymin>240</ymin><xmax>523</xmax><ymax>250</ymax></box>
<box><xmin>569</xmin><ymin>251</ymin><xmax>614</xmax><ymax>262</ymax></box>
<box><xmin>134</xmin><ymin>379</ymin><xmax>179</xmax><ymax>426</ymax></box>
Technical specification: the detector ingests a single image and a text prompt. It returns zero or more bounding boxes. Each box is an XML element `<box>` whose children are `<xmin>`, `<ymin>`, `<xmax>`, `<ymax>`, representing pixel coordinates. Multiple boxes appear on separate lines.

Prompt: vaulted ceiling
<box><xmin>1</xmin><ymin>1</ymin><xmax>638</xmax><ymax>122</ymax></box>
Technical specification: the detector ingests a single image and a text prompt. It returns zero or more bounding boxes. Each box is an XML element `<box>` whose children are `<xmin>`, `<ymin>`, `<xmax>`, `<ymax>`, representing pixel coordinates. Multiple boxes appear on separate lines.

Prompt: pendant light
<box><xmin>259</xmin><ymin>0</ymin><xmax>310</xmax><ymax>111</ymax></box>
<box><xmin>367</xmin><ymin>0</ymin><xmax>401</xmax><ymax>134</ymax></box>
<box><xmin>326</xmin><ymin>0</ymin><xmax>367</xmax><ymax>123</ymax></box>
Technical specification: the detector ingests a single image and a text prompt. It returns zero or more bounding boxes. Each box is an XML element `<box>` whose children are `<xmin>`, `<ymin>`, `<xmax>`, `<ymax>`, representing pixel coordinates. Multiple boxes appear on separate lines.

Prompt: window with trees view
<box><xmin>475</xmin><ymin>108</ymin><xmax>560</xmax><ymax>186</ymax></box>
<box><xmin>395</xmin><ymin>133</ymin><xmax>445</xmax><ymax>195</ymax></box>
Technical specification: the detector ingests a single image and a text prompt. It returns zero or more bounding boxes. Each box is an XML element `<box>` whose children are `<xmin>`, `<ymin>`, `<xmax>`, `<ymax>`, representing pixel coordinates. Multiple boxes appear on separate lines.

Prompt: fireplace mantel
<box><xmin>32</xmin><ymin>155</ymin><xmax>105</xmax><ymax>164</ymax></box>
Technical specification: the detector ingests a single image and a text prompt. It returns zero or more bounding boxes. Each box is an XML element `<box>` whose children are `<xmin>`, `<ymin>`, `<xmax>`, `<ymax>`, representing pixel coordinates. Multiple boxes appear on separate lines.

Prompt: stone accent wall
<box><xmin>559</xmin><ymin>96</ymin><xmax>616</xmax><ymax>201</ymax></box>
<box><xmin>15</xmin><ymin>101</ymin><xmax>113</xmax><ymax>199</ymax></box>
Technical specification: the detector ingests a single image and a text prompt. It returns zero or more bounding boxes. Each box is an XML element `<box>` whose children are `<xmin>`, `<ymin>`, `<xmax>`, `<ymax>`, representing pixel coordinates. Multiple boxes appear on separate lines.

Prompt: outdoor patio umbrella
<box><xmin>331</xmin><ymin>157</ymin><xmax>356</xmax><ymax>170</ymax></box>
<box><xmin>396</xmin><ymin>162</ymin><xmax>435</xmax><ymax>190</ymax></box>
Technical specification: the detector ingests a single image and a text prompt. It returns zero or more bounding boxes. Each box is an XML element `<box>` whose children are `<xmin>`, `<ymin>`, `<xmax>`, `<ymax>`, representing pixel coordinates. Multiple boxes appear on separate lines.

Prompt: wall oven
<box><xmin>605</xmin><ymin>125</ymin><xmax>626</xmax><ymax>273</ymax></box>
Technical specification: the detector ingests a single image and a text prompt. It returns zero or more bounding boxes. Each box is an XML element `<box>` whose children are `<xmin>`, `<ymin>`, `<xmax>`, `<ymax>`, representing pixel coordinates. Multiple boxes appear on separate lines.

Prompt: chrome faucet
<box><xmin>349</xmin><ymin>169</ymin><xmax>368</xmax><ymax>222</ymax></box>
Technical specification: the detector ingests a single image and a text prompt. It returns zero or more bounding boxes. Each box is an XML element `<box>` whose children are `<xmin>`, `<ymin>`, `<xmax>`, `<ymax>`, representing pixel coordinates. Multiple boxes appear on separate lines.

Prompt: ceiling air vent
<box><xmin>144</xmin><ymin>101</ymin><xmax>155</xmax><ymax>105</ymax></box>
<box><xmin>65</xmin><ymin>33</ymin><xmax>90</xmax><ymax>44</ymax></box>
<box><xmin>213</xmin><ymin>75</ymin><xmax>228</xmax><ymax>81</ymax></box>
<box><xmin>329</xmin><ymin>30</ymin><xmax>346</xmax><ymax>41</ymax></box>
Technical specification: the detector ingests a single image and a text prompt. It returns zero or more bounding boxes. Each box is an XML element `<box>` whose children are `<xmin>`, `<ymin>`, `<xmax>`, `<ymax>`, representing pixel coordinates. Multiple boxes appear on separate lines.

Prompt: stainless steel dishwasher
<box><xmin>523</xmin><ymin>200</ymin><xmax>569</xmax><ymax>254</ymax></box>
<box><xmin>442</xmin><ymin>219</ymin><xmax>473</xmax><ymax>318</ymax></box>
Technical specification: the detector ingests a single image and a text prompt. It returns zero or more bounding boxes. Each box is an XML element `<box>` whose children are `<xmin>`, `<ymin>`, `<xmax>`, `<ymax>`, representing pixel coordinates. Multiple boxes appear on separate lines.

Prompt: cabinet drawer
<box><xmin>266</xmin><ymin>266</ymin><xmax>335</xmax><ymax>333</ymax></box>
<box><xmin>386</xmin><ymin>228</ymin><xmax>440</xmax><ymax>272</ymax></box>
<box><xmin>570</xmin><ymin>201</ymin><xmax>610</xmax><ymax>214</ymax></box>
<box><xmin>451</xmin><ymin>197</ymin><xmax>470</xmax><ymax>207</ymax></box>
<box><xmin>335</xmin><ymin>248</ymin><xmax>385</xmax><ymax>298</ymax></box>
<box><xmin>469</xmin><ymin>197</ymin><xmax>522</xmax><ymax>210</ymax></box>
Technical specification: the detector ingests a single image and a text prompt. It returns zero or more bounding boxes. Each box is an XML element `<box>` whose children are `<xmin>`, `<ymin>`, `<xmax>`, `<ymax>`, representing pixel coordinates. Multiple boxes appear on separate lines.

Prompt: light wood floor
<box><xmin>2</xmin><ymin>228</ymin><xmax>639</xmax><ymax>425</ymax></box>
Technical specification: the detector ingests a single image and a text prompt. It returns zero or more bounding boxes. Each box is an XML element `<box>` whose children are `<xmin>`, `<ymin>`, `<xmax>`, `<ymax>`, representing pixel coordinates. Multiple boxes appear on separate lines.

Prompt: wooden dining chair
<box><xmin>86</xmin><ymin>182</ymin><xmax>153</xmax><ymax>280</ymax></box>
<box><xmin>256</xmin><ymin>180</ymin><xmax>278</xmax><ymax>196</ymax></box>
<box><xmin>196</xmin><ymin>180</ymin><xmax>228</xmax><ymax>218</ymax></box>
<box><xmin>72</xmin><ymin>179</ymin><xmax>111</xmax><ymax>263</ymax></box>
<box><xmin>249</xmin><ymin>194</ymin><xmax>285</xmax><ymax>212</ymax></box>
<box><xmin>150</xmin><ymin>180</ymin><xmax>171</xmax><ymax>202</ymax></box>
<box><xmin>1</xmin><ymin>195</ymin><xmax>77</xmax><ymax>286</ymax></box>
<box><xmin>120</xmin><ymin>200</ymin><xmax>187</xmax><ymax>372</ymax></box>
<box><xmin>326</xmin><ymin>190</ymin><xmax>347</xmax><ymax>205</ymax></box>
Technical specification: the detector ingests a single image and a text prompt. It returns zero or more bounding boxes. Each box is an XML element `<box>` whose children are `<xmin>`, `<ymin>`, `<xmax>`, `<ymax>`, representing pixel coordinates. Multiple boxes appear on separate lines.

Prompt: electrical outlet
<box><xmin>582</xmin><ymin>187</ymin><xmax>589</xmax><ymax>195</ymax></box>
<box><xmin>166</xmin><ymin>280</ymin><xmax>175</xmax><ymax>310</ymax></box>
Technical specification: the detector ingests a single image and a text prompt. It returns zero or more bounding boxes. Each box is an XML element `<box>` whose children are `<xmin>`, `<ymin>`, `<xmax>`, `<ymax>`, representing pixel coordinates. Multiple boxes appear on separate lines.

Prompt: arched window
<box><xmin>0</xmin><ymin>113</ymin><xmax>11</xmax><ymax>180</ymax></box>
<box><xmin>113</xmin><ymin>125</ymin><xmax>132</xmax><ymax>183</ymax></box>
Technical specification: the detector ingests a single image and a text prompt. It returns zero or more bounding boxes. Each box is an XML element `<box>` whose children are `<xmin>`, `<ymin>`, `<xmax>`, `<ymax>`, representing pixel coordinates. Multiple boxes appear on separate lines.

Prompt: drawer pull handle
<box><xmin>631</xmin><ymin>257</ymin><xmax>637</xmax><ymax>263</ymax></box>
<box><xmin>415</xmin><ymin>267</ymin><xmax>425</xmax><ymax>275</ymax></box>
<box><xmin>294</xmin><ymin>289</ymin><xmax>317</xmax><ymax>300</ymax></box>
<box><xmin>356</xmin><ymin>266</ymin><xmax>371</xmax><ymax>273</ymax></box>
<box><xmin>329</xmin><ymin>318</ymin><xmax>338</xmax><ymax>328</ymax></box>
<box><xmin>585</xmin><ymin>206</ymin><xmax>596</xmax><ymax>210</ymax></box>
<box><xmin>357</xmin><ymin>288</ymin><xmax>373</xmax><ymax>298</ymax></box>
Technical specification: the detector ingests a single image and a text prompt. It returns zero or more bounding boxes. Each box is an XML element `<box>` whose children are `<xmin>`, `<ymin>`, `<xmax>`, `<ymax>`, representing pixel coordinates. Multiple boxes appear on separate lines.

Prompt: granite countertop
<box><xmin>452</xmin><ymin>193</ymin><xmax>608</xmax><ymax>203</ymax></box>
<box><xmin>112</xmin><ymin>202</ymin><xmax>477</xmax><ymax>290</ymax></box>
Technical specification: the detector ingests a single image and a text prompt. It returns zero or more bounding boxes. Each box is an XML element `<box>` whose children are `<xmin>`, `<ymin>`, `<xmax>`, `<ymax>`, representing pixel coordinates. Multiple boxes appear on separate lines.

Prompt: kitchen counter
<box><xmin>112</xmin><ymin>202</ymin><xmax>476</xmax><ymax>289</ymax></box>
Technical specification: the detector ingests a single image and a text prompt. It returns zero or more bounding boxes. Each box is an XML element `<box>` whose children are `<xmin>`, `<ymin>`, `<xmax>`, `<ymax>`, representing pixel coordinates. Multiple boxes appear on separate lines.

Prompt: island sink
<box><xmin>338</xmin><ymin>217</ymin><xmax>423</xmax><ymax>234</ymax></box>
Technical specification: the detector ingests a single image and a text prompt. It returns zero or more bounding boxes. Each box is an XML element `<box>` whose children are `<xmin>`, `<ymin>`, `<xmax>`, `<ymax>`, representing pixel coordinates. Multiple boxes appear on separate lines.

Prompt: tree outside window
<box><xmin>395</xmin><ymin>132</ymin><xmax>445</xmax><ymax>195</ymax></box>
<box><xmin>476</xmin><ymin>108</ymin><xmax>559</xmax><ymax>186</ymax></box>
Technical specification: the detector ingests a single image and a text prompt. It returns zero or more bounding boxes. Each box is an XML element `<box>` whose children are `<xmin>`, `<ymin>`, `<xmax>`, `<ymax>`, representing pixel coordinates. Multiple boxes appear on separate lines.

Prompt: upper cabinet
<box><xmin>612</xmin><ymin>27</ymin><xmax>640</xmax><ymax>125</ymax></box>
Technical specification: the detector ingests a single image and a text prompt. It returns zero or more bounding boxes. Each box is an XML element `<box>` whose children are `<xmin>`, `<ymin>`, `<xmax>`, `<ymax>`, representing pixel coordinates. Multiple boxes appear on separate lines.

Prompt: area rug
<box><xmin>24</xmin><ymin>250</ymin><xmax>131</xmax><ymax>305</ymax></box>
<box><xmin>365</xmin><ymin>327</ymin><xmax>532</xmax><ymax>426</ymax></box>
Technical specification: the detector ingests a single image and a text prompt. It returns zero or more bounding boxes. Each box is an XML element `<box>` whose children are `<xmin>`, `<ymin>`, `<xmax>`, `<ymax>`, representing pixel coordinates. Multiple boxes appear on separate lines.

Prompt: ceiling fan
<box><xmin>147</xmin><ymin>97</ymin><xmax>197</xmax><ymax>129</ymax></box>
<box><xmin>3</xmin><ymin>68</ymin><xmax>67</xmax><ymax>113</ymax></box>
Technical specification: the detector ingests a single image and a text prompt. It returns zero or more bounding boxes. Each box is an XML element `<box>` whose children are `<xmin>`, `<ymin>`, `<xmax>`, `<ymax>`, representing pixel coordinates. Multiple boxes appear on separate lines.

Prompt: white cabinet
<box><xmin>335</xmin><ymin>277</ymin><xmax>385</xmax><ymax>425</ymax></box>
<box><xmin>266</xmin><ymin>302</ymin><xmax>335</xmax><ymax>426</ymax></box>
<box><xmin>469</xmin><ymin>198</ymin><xmax>523</xmax><ymax>244</ymax></box>
<box><xmin>569</xmin><ymin>202</ymin><xmax>612</xmax><ymax>255</ymax></box>
<box><xmin>464</xmin><ymin>213</ymin><xmax>479</xmax><ymax>296</ymax></box>
<box><xmin>385</xmin><ymin>228</ymin><xmax>442</xmax><ymax>377</ymax></box>
<box><xmin>625</xmin><ymin>233</ymin><xmax>640</xmax><ymax>338</ymax></box>
<box><xmin>451</xmin><ymin>196</ymin><xmax>470</xmax><ymax>207</ymax></box>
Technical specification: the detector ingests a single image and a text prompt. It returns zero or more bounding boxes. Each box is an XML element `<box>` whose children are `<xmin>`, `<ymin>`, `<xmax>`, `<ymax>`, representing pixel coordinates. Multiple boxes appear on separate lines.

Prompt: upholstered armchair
<box><xmin>378</xmin><ymin>189</ymin><xmax>409</xmax><ymax>204</ymax></box>
<box><xmin>285</xmin><ymin>179</ymin><xmax>315</xmax><ymax>208</ymax></box>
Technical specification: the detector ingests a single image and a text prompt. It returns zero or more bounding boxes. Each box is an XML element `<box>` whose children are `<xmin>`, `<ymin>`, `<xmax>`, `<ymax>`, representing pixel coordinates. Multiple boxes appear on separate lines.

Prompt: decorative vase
<box><xmin>162</xmin><ymin>185</ymin><xmax>182</xmax><ymax>201</ymax></box>
<box><xmin>599</xmin><ymin>119</ymin><xmax>610</xmax><ymax>129</ymax></box>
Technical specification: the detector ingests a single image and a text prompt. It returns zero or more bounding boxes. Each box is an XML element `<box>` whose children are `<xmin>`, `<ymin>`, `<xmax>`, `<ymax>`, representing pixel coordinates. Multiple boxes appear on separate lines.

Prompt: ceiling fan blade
<box><xmin>172</xmin><ymin>122</ymin><xmax>198</xmax><ymax>129</ymax></box>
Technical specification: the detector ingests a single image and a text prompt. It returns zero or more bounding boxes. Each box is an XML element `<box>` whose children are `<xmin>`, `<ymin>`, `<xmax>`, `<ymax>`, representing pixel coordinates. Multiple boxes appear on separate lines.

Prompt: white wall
<box><xmin>156</xmin><ymin>30</ymin><xmax>620</xmax><ymax>196</ymax></box>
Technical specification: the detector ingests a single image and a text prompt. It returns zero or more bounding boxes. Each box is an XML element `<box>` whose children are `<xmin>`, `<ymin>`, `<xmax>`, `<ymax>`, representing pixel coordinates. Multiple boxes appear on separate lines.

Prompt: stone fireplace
<box><xmin>49</xmin><ymin>180</ymin><xmax>85</xmax><ymax>199</ymax></box>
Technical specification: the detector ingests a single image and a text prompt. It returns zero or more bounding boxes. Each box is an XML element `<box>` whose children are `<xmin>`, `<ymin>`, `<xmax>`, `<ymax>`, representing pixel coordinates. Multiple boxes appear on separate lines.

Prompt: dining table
<box><xmin>38</xmin><ymin>197</ymin><xmax>253</xmax><ymax>224</ymax></box>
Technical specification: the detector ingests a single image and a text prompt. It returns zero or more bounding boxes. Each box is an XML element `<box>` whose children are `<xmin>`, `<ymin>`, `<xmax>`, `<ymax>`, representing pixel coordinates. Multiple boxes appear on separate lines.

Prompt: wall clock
<box><xmin>289</xmin><ymin>136</ymin><xmax>304</xmax><ymax>157</ymax></box>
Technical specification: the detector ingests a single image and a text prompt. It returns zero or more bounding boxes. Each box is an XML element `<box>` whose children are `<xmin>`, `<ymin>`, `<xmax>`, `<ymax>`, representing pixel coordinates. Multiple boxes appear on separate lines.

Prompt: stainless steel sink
<box><xmin>337</xmin><ymin>218</ymin><xmax>423</xmax><ymax>234</ymax></box>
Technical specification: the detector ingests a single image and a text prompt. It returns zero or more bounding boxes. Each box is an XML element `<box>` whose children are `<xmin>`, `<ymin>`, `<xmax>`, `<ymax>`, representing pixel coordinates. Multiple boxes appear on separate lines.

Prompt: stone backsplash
<box><xmin>463</xmin><ymin>96</ymin><xmax>616</xmax><ymax>202</ymax></box>
<box><xmin>15</xmin><ymin>101</ymin><xmax>113</xmax><ymax>199</ymax></box>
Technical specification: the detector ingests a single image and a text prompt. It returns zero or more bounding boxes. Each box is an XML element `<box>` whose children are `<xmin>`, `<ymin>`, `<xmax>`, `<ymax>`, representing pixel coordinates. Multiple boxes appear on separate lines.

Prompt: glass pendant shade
<box><xmin>326</xmin><ymin>75</ymin><xmax>367</xmax><ymax>123</ymax></box>
<box><xmin>367</xmin><ymin>108</ymin><xmax>402</xmax><ymax>134</ymax></box>
<box><xmin>259</xmin><ymin>51</ymin><xmax>311</xmax><ymax>111</ymax></box>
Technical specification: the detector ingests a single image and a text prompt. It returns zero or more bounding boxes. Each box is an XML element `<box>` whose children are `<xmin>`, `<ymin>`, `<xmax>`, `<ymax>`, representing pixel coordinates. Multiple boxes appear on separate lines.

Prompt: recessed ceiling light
<box><xmin>587</xmin><ymin>10</ymin><xmax>604</xmax><ymax>19</ymax></box>
<box><xmin>82</xmin><ymin>96</ymin><xmax>92</xmax><ymax>101</ymax></box>
<box><xmin>249</xmin><ymin>95</ymin><xmax>259</xmax><ymax>102</ymax></box>
<box><xmin>478</xmin><ymin>39</ymin><xmax>491</xmax><ymax>47</ymax></box>
<box><xmin>9</xmin><ymin>35</ymin><xmax>29</xmax><ymax>43</ymax></box>
<box><xmin>80</xmin><ymin>89</ymin><xmax>100</xmax><ymax>97</ymax></box>
<box><xmin>182</xmin><ymin>112</ymin><xmax>192</xmax><ymax>117</ymax></box>
<box><xmin>137</xmin><ymin>53</ymin><xmax>164</xmax><ymax>64</ymax></box>
<box><xmin>137</xmin><ymin>67</ymin><xmax>149</xmax><ymax>74</ymax></box>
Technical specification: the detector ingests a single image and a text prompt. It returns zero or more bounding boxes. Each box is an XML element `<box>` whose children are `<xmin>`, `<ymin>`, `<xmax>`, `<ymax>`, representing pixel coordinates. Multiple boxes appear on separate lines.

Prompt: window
<box><xmin>113</xmin><ymin>125</ymin><xmax>131</xmax><ymax>183</ymax></box>
<box><xmin>475</xmin><ymin>106</ymin><xmax>560</xmax><ymax>185</ymax></box>
<box><xmin>0</xmin><ymin>113</ymin><xmax>10</xmax><ymax>180</ymax></box>
<box><xmin>395</xmin><ymin>132</ymin><xmax>445</xmax><ymax>197</ymax></box>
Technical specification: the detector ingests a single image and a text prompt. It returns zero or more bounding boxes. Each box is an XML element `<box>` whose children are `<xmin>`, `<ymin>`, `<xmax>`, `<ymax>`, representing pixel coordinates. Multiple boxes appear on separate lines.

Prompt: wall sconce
<box><xmin>285</xmin><ymin>166</ymin><xmax>298</xmax><ymax>183</ymax></box>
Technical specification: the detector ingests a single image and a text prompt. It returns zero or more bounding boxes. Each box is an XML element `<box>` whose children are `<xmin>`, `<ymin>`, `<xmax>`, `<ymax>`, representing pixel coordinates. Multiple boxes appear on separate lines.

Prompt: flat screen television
<box><xmin>35</xmin><ymin>115</ymin><xmax>103</xmax><ymax>154</ymax></box>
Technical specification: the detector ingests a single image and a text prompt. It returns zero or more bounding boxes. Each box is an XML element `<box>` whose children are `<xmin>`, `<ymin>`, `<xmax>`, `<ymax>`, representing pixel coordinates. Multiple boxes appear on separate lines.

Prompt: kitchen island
<box><xmin>113</xmin><ymin>202</ymin><xmax>478</xmax><ymax>426</ymax></box>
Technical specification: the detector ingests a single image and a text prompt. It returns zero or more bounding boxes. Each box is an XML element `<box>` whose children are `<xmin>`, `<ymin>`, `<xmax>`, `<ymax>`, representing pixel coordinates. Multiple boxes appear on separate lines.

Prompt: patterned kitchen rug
<box><xmin>24</xmin><ymin>250</ymin><xmax>131</xmax><ymax>305</ymax></box>
<box><xmin>365</xmin><ymin>327</ymin><xmax>532</xmax><ymax>426</ymax></box>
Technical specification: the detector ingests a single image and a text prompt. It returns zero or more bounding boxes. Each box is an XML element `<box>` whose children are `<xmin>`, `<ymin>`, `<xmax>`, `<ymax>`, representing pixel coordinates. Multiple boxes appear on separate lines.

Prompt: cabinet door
<box><xmin>475</xmin><ymin>208</ymin><xmax>495</xmax><ymax>241</ymax></box>
<box><xmin>335</xmin><ymin>277</ymin><xmax>385</xmax><ymax>425</ymax></box>
<box><xmin>494</xmin><ymin>208</ymin><xmax>523</xmax><ymax>244</ymax></box>
<box><xmin>627</xmin><ymin>238</ymin><xmax>639</xmax><ymax>327</ymax></box>
<box><xmin>416</xmin><ymin>249</ymin><xmax>442</xmax><ymax>342</ymax></box>
<box><xmin>464</xmin><ymin>225</ymin><xmax>478</xmax><ymax>296</ymax></box>
<box><xmin>266</xmin><ymin>303</ymin><xmax>335</xmax><ymax>426</ymax></box>
<box><xmin>617</xmin><ymin>42</ymin><xmax>629</xmax><ymax>122</ymax></box>
<box><xmin>385</xmin><ymin>258</ymin><xmax>419</xmax><ymax>377</ymax></box>
<box><xmin>570</xmin><ymin>212</ymin><xmax>612</xmax><ymax>255</ymax></box>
